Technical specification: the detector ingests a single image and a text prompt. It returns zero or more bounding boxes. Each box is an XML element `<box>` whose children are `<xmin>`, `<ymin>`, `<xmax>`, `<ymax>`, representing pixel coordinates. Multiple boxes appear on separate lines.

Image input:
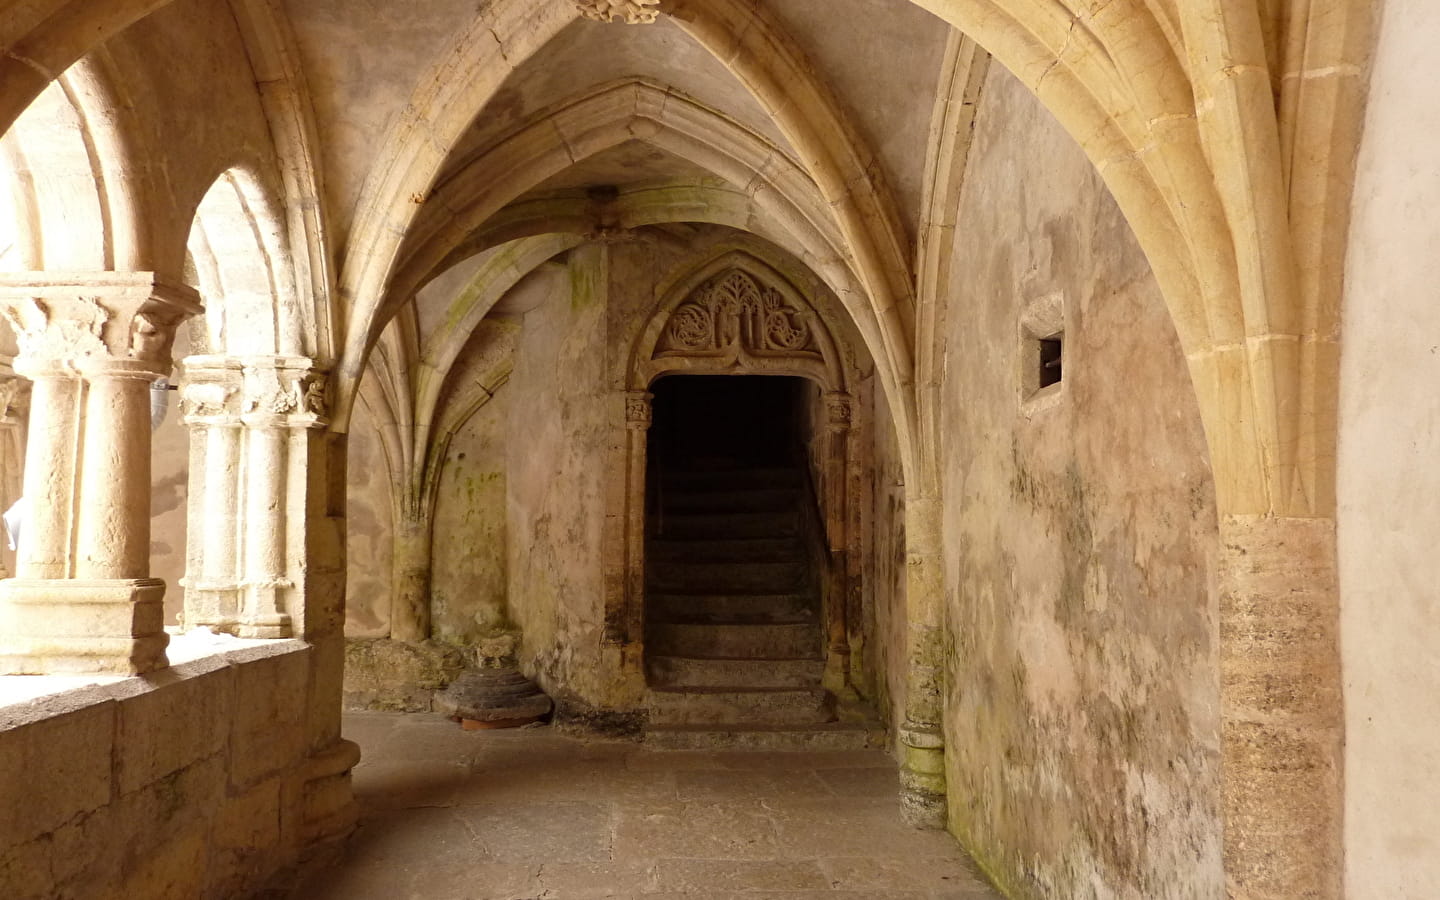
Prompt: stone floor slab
<box><xmin>291</xmin><ymin>712</ymin><xmax>1004</xmax><ymax>899</ymax></box>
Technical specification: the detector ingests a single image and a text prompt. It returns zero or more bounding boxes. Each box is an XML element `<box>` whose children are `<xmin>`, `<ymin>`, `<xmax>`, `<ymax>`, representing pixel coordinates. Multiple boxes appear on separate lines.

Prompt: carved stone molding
<box><xmin>655</xmin><ymin>268</ymin><xmax>823</xmax><ymax>363</ymax></box>
<box><xmin>625</xmin><ymin>391</ymin><xmax>653</xmax><ymax>429</ymax></box>
<box><xmin>179</xmin><ymin>356</ymin><xmax>244</xmax><ymax>424</ymax></box>
<box><xmin>0</xmin><ymin>273</ymin><xmax>202</xmax><ymax>378</ymax></box>
<box><xmin>575</xmin><ymin>0</ymin><xmax>662</xmax><ymax>24</ymax></box>
<box><xmin>240</xmin><ymin>357</ymin><xmax>330</xmax><ymax>428</ymax></box>
<box><xmin>825</xmin><ymin>392</ymin><xmax>854</xmax><ymax>429</ymax></box>
<box><xmin>0</xmin><ymin>376</ymin><xmax>30</xmax><ymax>426</ymax></box>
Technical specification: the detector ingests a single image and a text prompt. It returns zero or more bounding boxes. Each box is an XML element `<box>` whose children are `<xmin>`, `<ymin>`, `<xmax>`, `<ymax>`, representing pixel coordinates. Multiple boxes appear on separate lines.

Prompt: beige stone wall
<box><xmin>343</xmin><ymin>400</ymin><xmax>394</xmax><ymax>638</ymax></box>
<box><xmin>0</xmin><ymin>642</ymin><xmax>331</xmax><ymax>898</ymax></box>
<box><xmin>863</xmin><ymin>374</ymin><xmax>908</xmax><ymax>737</ymax></box>
<box><xmin>505</xmin><ymin>246</ymin><xmax>613</xmax><ymax>705</ymax></box>
<box><xmin>431</xmin><ymin>396</ymin><xmax>509</xmax><ymax>645</ymax></box>
<box><xmin>937</xmin><ymin>65</ymin><xmax>1222</xmax><ymax>898</ymax></box>
<box><xmin>1339</xmin><ymin>0</ymin><xmax>1440</xmax><ymax>893</ymax></box>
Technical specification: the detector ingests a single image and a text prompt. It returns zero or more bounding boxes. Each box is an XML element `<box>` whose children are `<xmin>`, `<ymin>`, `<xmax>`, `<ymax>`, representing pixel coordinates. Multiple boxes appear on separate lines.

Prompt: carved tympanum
<box><xmin>655</xmin><ymin>269</ymin><xmax>821</xmax><ymax>361</ymax></box>
<box><xmin>575</xmin><ymin>0</ymin><xmax>662</xmax><ymax>24</ymax></box>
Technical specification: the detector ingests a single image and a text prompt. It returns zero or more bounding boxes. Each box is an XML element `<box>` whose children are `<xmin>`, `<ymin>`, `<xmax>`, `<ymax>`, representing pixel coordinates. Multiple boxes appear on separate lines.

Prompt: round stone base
<box><xmin>436</xmin><ymin>667</ymin><xmax>552</xmax><ymax>728</ymax></box>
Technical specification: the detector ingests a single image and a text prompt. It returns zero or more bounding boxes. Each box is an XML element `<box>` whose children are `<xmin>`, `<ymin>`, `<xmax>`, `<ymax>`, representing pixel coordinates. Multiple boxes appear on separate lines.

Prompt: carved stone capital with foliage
<box><xmin>240</xmin><ymin>356</ymin><xmax>330</xmax><ymax>428</ymax></box>
<box><xmin>0</xmin><ymin>273</ymin><xmax>202</xmax><ymax>379</ymax></box>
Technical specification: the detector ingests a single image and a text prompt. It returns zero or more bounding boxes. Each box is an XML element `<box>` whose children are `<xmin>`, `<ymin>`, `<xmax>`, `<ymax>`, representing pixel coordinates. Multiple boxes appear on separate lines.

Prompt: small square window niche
<box><xmin>1018</xmin><ymin>292</ymin><xmax>1066</xmax><ymax>409</ymax></box>
<box><xmin>1038</xmin><ymin>335</ymin><xmax>1063</xmax><ymax>388</ymax></box>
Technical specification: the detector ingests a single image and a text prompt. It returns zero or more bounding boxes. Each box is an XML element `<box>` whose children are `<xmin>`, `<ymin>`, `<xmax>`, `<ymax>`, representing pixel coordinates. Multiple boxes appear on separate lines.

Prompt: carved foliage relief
<box><xmin>655</xmin><ymin>269</ymin><xmax>822</xmax><ymax>364</ymax></box>
<box><xmin>575</xmin><ymin>0</ymin><xmax>662</xmax><ymax>24</ymax></box>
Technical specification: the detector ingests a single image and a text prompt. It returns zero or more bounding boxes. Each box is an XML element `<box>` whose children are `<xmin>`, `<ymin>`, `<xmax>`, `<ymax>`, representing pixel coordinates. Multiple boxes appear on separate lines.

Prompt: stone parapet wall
<box><xmin>0</xmin><ymin>641</ymin><xmax>355</xmax><ymax>898</ymax></box>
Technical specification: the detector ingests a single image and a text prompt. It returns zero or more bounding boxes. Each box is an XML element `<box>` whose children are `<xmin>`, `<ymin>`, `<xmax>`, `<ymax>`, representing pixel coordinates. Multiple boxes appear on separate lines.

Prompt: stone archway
<box><xmin>611</xmin><ymin>255</ymin><xmax>859</xmax><ymax>700</ymax></box>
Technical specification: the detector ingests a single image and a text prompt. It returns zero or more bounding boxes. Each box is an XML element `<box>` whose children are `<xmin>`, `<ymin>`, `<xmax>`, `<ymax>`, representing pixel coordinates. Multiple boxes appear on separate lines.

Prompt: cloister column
<box><xmin>898</xmin><ymin>494</ymin><xmax>948</xmax><ymax>829</ymax></box>
<box><xmin>236</xmin><ymin>356</ymin><xmax>328</xmax><ymax>639</ymax></box>
<box><xmin>0</xmin><ymin>273</ymin><xmax>200</xmax><ymax>675</ymax></box>
<box><xmin>179</xmin><ymin>356</ymin><xmax>244</xmax><ymax>632</ymax></box>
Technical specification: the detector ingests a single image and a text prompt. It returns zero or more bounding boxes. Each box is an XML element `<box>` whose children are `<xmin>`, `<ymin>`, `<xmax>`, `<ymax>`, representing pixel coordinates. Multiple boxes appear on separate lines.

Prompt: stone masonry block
<box><xmin>116</xmin><ymin>656</ymin><xmax>234</xmax><ymax>794</ymax></box>
<box><xmin>0</xmin><ymin>693</ymin><xmax>115</xmax><ymax>850</ymax></box>
<box><xmin>230</xmin><ymin>646</ymin><xmax>309</xmax><ymax>790</ymax></box>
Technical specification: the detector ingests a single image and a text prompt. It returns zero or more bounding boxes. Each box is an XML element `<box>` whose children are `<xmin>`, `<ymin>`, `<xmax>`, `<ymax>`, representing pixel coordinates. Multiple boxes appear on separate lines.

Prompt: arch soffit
<box><xmin>392</xmin><ymin>81</ymin><xmax>847</xmax><ymax>341</ymax></box>
<box><xmin>333</xmin><ymin>0</ymin><xmax>913</xmax><ymax>435</ymax></box>
<box><xmin>631</xmin><ymin>249</ymin><xmax>848</xmax><ymax>394</ymax></box>
<box><xmin>433</xmin><ymin>182</ymin><xmax>850</xmax><ymax>304</ymax></box>
<box><xmin>1</xmin><ymin>0</ymin><xmax>1372</xmax><ymax>512</ymax></box>
<box><xmin>185</xmin><ymin>165</ymin><xmax>302</xmax><ymax>356</ymax></box>
<box><xmin>409</xmin><ymin>233</ymin><xmax>584</xmax><ymax>475</ymax></box>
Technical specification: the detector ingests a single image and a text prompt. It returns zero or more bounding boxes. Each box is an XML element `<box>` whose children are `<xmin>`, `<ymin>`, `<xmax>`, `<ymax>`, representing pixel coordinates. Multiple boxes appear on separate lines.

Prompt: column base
<box><xmin>0</xmin><ymin>577</ymin><xmax>169</xmax><ymax>675</ymax></box>
<box><xmin>239</xmin><ymin>613</ymin><xmax>293</xmax><ymax>639</ymax></box>
<box><xmin>242</xmin><ymin>580</ymin><xmax>294</xmax><ymax>638</ymax></box>
<box><xmin>899</xmin><ymin>719</ymin><xmax>948</xmax><ymax>829</ymax></box>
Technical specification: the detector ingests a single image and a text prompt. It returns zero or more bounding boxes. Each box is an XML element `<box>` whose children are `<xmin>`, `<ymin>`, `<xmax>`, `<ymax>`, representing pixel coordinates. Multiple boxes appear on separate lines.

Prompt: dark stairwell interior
<box><xmin>642</xmin><ymin>376</ymin><xmax>877</xmax><ymax>749</ymax></box>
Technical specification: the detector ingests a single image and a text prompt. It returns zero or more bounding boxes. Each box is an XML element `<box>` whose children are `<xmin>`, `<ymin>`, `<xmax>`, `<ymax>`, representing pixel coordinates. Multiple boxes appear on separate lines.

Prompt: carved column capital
<box><xmin>179</xmin><ymin>356</ymin><xmax>244</xmax><ymax>426</ymax></box>
<box><xmin>625</xmin><ymin>390</ymin><xmax>653</xmax><ymax>430</ymax></box>
<box><xmin>575</xmin><ymin>0</ymin><xmax>663</xmax><ymax>24</ymax></box>
<box><xmin>239</xmin><ymin>356</ymin><xmax>330</xmax><ymax>429</ymax></box>
<box><xmin>0</xmin><ymin>366</ymin><xmax>30</xmax><ymax>427</ymax></box>
<box><xmin>824</xmin><ymin>391</ymin><xmax>853</xmax><ymax>431</ymax></box>
<box><xmin>0</xmin><ymin>273</ymin><xmax>201</xmax><ymax>379</ymax></box>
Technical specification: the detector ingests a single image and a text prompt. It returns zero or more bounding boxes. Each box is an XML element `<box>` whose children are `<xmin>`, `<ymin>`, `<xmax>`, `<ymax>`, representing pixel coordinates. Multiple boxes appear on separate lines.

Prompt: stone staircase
<box><xmin>643</xmin><ymin>465</ymin><xmax>881</xmax><ymax>750</ymax></box>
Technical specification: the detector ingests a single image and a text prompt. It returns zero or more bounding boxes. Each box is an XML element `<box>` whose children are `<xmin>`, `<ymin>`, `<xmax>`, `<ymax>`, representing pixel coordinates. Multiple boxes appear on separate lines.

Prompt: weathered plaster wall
<box><xmin>1339</xmin><ymin>1</ymin><xmax>1440</xmax><ymax>893</ymax></box>
<box><xmin>343</xmin><ymin>399</ymin><xmax>393</xmax><ymax>639</ymax></box>
<box><xmin>505</xmin><ymin>246</ymin><xmax>613</xmax><ymax>706</ymax></box>
<box><xmin>430</xmin><ymin>396</ymin><xmax>509</xmax><ymax>646</ymax></box>
<box><xmin>938</xmin><ymin>65</ymin><xmax>1222</xmax><ymax>898</ymax></box>
<box><xmin>0</xmin><ymin>642</ymin><xmax>341</xmax><ymax>898</ymax></box>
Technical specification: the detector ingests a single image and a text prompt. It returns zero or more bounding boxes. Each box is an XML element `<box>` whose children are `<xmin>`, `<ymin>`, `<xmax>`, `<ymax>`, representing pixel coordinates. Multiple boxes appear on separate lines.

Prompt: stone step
<box><xmin>658</xmin><ymin>487</ymin><xmax>802</xmax><ymax>514</ymax></box>
<box><xmin>644</xmin><ymin>721</ymin><xmax>885</xmax><ymax>751</ymax></box>
<box><xmin>646</xmin><ymin>655</ymin><xmax>825</xmax><ymax>689</ymax></box>
<box><xmin>660</xmin><ymin>468</ymin><xmax>803</xmax><ymax>492</ymax></box>
<box><xmin>648</xmin><ymin>560</ymin><xmax>807</xmax><ymax>594</ymax></box>
<box><xmin>647</xmin><ymin>537</ymin><xmax>804</xmax><ymax>564</ymax></box>
<box><xmin>655</xmin><ymin>510</ymin><xmax>799</xmax><ymax>540</ymax></box>
<box><xmin>645</xmin><ymin>686</ymin><xmax>834</xmax><ymax>726</ymax></box>
<box><xmin>647</xmin><ymin>592</ymin><xmax>817</xmax><ymax>625</ymax></box>
<box><xmin>646</xmin><ymin>622</ymin><xmax>823</xmax><ymax>658</ymax></box>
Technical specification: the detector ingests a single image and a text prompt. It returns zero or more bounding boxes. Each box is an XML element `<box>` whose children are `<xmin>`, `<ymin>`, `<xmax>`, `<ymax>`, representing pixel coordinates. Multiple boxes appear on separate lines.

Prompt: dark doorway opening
<box><xmin>642</xmin><ymin>375</ymin><xmax>835</xmax><ymax>730</ymax></box>
<box><xmin>647</xmin><ymin>375</ymin><xmax>808</xmax><ymax>473</ymax></box>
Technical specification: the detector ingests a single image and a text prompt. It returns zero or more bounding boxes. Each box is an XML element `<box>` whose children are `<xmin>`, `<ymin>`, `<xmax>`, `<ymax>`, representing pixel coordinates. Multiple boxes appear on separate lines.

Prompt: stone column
<box><xmin>0</xmin><ymin>273</ymin><xmax>200</xmax><ymax>675</ymax></box>
<box><xmin>1219</xmin><ymin>514</ymin><xmax>1343</xmax><ymax>899</ymax></box>
<box><xmin>390</xmin><ymin>518</ymin><xmax>432</xmax><ymax>642</ymax></box>
<box><xmin>12</xmin><ymin>364</ymin><xmax>79</xmax><ymax>580</ymax></box>
<box><xmin>821</xmin><ymin>392</ymin><xmax>853</xmax><ymax>695</ymax></box>
<box><xmin>620</xmin><ymin>390</ymin><xmax>652</xmax><ymax>648</ymax></box>
<box><xmin>179</xmin><ymin>357</ymin><xmax>244</xmax><ymax>632</ymax></box>
<box><xmin>236</xmin><ymin>357</ymin><xmax>327</xmax><ymax>639</ymax></box>
<box><xmin>898</xmin><ymin>494</ymin><xmax>948</xmax><ymax>829</ymax></box>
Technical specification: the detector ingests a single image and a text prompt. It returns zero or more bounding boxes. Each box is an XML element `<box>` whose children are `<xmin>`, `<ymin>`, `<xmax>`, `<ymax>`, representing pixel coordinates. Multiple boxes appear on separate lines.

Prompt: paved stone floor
<box><xmin>295</xmin><ymin>711</ymin><xmax>1004</xmax><ymax>899</ymax></box>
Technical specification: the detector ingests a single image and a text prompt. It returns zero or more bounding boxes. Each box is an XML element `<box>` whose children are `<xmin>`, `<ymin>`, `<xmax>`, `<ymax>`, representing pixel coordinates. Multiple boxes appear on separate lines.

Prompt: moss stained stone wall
<box><xmin>938</xmin><ymin>64</ymin><xmax>1223</xmax><ymax>899</ymax></box>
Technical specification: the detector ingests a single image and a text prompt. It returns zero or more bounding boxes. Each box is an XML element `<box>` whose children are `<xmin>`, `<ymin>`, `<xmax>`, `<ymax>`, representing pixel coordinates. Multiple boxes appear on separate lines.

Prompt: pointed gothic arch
<box><xmin>609</xmin><ymin>249</ymin><xmax>859</xmax><ymax>691</ymax></box>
